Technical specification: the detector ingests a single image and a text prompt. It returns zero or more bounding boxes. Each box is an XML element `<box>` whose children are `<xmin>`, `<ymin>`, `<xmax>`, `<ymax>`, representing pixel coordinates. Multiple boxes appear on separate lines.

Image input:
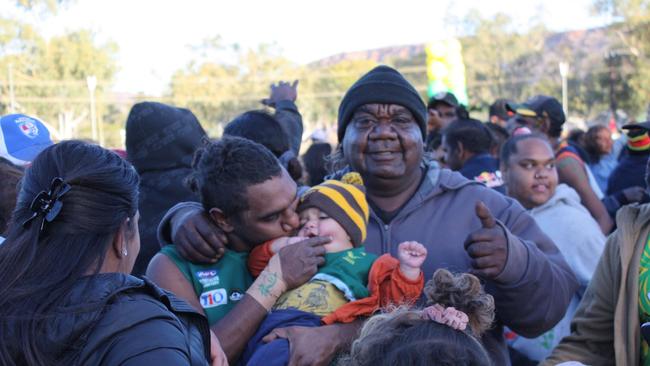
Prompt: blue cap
<box><xmin>0</xmin><ymin>114</ymin><xmax>53</xmax><ymax>166</ymax></box>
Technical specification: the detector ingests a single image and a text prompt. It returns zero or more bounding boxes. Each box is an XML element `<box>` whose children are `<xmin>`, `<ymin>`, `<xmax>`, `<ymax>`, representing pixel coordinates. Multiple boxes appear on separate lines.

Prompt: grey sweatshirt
<box><xmin>157</xmin><ymin>162</ymin><xmax>579</xmax><ymax>366</ymax></box>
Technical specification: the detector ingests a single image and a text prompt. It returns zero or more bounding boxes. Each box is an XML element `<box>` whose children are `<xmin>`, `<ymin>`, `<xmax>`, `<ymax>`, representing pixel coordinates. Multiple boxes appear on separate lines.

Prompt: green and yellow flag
<box><xmin>425</xmin><ymin>39</ymin><xmax>469</xmax><ymax>106</ymax></box>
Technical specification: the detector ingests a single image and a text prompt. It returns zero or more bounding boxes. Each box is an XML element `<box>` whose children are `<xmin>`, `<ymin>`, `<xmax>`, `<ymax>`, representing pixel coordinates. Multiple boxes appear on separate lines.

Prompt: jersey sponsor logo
<box><xmin>196</xmin><ymin>269</ymin><xmax>220</xmax><ymax>287</ymax></box>
<box><xmin>229</xmin><ymin>289</ymin><xmax>244</xmax><ymax>302</ymax></box>
<box><xmin>200</xmin><ymin>288</ymin><xmax>227</xmax><ymax>308</ymax></box>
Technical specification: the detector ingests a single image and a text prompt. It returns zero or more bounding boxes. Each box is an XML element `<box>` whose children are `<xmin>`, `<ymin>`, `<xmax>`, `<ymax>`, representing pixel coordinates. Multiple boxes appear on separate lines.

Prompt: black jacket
<box><xmin>606</xmin><ymin>149</ymin><xmax>650</xmax><ymax>196</ymax></box>
<box><xmin>9</xmin><ymin>273</ymin><xmax>211</xmax><ymax>365</ymax></box>
<box><xmin>126</xmin><ymin>102</ymin><xmax>206</xmax><ymax>275</ymax></box>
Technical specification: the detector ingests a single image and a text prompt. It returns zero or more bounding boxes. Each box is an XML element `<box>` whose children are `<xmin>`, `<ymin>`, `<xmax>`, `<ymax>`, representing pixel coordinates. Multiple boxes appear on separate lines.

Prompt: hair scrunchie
<box><xmin>421</xmin><ymin>303</ymin><xmax>469</xmax><ymax>331</ymax></box>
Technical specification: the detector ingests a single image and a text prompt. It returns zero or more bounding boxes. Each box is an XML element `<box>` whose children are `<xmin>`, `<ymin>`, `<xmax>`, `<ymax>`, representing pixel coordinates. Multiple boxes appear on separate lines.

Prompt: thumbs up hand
<box><xmin>464</xmin><ymin>201</ymin><xmax>508</xmax><ymax>279</ymax></box>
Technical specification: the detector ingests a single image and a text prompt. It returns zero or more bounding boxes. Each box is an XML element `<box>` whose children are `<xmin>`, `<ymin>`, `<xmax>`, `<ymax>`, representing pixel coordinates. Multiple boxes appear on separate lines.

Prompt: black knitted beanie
<box><xmin>337</xmin><ymin>65</ymin><xmax>427</xmax><ymax>142</ymax></box>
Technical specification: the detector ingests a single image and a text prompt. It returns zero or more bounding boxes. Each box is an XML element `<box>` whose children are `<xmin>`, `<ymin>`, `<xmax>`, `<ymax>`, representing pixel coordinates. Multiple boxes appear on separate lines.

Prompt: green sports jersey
<box><xmin>160</xmin><ymin>245</ymin><xmax>253</xmax><ymax>325</ymax></box>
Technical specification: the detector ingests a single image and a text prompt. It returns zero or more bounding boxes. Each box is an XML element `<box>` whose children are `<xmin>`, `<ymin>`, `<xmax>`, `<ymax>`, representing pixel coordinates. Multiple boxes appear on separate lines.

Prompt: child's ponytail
<box><xmin>423</xmin><ymin>269</ymin><xmax>495</xmax><ymax>337</ymax></box>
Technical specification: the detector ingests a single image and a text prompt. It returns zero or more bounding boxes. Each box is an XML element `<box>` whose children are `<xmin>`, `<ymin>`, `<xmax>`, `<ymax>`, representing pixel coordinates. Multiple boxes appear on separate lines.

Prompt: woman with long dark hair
<box><xmin>0</xmin><ymin>140</ymin><xmax>221</xmax><ymax>366</ymax></box>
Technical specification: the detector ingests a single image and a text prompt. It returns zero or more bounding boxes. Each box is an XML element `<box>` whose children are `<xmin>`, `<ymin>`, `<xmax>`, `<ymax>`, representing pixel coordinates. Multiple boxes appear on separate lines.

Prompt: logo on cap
<box><xmin>15</xmin><ymin>117</ymin><xmax>39</xmax><ymax>139</ymax></box>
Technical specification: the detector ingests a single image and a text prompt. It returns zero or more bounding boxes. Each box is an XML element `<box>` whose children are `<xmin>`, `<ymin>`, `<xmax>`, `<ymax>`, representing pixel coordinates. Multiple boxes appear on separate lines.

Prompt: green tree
<box><xmin>455</xmin><ymin>11</ymin><xmax>549</xmax><ymax>111</ymax></box>
<box><xmin>593</xmin><ymin>0</ymin><xmax>650</xmax><ymax>119</ymax></box>
<box><xmin>169</xmin><ymin>40</ymin><xmax>297</xmax><ymax>136</ymax></box>
<box><xmin>0</xmin><ymin>23</ymin><xmax>118</xmax><ymax>143</ymax></box>
<box><xmin>0</xmin><ymin>0</ymin><xmax>121</xmax><ymax>146</ymax></box>
<box><xmin>442</xmin><ymin>9</ymin><xmax>637</xmax><ymax>122</ymax></box>
<box><xmin>169</xmin><ymin>38</ymin><xmax>380</xmax><ymax>137</ymax></box>
<box><xmin>298</xmin><ymin>59</ymin><xmax>379</xmax><ymax>129</ymax></box>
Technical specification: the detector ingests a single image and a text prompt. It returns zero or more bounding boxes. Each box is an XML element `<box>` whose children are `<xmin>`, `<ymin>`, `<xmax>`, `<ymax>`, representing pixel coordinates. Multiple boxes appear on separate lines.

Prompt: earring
<box><xmin>122</xmin><ymin>248</ymin><xmax>128</xmax><ymax>257</ymax></box>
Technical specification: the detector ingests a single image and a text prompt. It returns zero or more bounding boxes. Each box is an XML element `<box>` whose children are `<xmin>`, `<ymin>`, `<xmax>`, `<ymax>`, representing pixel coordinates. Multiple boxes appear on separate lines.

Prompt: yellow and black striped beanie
<box><xmin>299</xmin><ymin>175</ymin><xmax>369</xmax><ymax>246</ymax></box>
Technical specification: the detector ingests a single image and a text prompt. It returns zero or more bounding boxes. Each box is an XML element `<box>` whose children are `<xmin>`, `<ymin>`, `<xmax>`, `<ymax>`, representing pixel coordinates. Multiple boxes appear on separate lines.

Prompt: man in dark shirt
<box><xmin>442</xmin><ymin>118</ymin><xmax>505</xmax><ymax>193</ymax></box>
<box><xmin>607</xmin><ymin>121</ymin><xmax>650</xmax><ymax>199</ymax></box>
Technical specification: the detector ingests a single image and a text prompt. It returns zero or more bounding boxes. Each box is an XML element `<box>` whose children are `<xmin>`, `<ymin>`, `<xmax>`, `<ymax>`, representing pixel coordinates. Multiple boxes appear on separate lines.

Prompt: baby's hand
<box><xmin>270</xmin><ymin>236</ymin><xmax>308</xmax><ymax>253</ymax></box>
<box><xmin>397</xmin><ymin>241</ymin><xmax>427</xmax><ymax>280</ymax></box>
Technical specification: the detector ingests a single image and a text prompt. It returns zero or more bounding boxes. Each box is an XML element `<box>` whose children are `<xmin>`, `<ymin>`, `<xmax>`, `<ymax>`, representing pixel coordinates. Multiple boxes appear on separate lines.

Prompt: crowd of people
<box><xmin>0</xmin><ymin>64</ymin><xmax>649</xmax><ymax>366</ymax></box>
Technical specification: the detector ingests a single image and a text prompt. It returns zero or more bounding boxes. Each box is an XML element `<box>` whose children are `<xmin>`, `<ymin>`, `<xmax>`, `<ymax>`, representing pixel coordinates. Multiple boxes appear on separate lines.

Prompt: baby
<box><xmin>242</xmin><ymin>176</ymin><xmax>428</xmax><ymax>366</ymax></box>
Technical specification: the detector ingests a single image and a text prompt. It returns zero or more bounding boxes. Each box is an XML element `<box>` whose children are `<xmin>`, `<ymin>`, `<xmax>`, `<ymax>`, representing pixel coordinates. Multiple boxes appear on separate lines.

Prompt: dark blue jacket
<box><xmin>459</xmin><ymin>153</ymin><xmax>506</xmax><ymax>194</ymax></box>
<box><xmin>606</xmin><ymin>150</ymin><xmax>650</xmax><ymax>196</ymax></box>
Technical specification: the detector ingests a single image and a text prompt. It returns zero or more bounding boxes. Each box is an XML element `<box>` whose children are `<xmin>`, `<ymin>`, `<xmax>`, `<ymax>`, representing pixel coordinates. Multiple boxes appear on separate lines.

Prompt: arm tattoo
<box><xmin>258</xmin><ymin>271</ymin><xmax>278</xmax><ymax>297</ymax></box>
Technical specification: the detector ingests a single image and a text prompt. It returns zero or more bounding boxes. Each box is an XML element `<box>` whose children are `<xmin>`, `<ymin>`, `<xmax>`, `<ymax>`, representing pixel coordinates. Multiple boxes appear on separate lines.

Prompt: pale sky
<box><xmin>1</xmin><ymin>0</ymin><xmax>612</xmax><ymax>96</ymax></box>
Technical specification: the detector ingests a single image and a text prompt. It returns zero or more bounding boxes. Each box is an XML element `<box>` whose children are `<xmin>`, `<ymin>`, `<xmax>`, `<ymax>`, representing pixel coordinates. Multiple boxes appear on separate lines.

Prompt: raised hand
<box><xmin>464</xmin><ymin>201</ymin><xmax>508</xmax><ymax>279</ymax></box>
<box><xmin>261</xmin><ymin>80</ymin><xmax>299</xmax><ymax>107</ymax></box>
<box><xmin>398</xmin><ymin>241</ymin><xmax>428</xmax><ymax>269</ymax></box>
